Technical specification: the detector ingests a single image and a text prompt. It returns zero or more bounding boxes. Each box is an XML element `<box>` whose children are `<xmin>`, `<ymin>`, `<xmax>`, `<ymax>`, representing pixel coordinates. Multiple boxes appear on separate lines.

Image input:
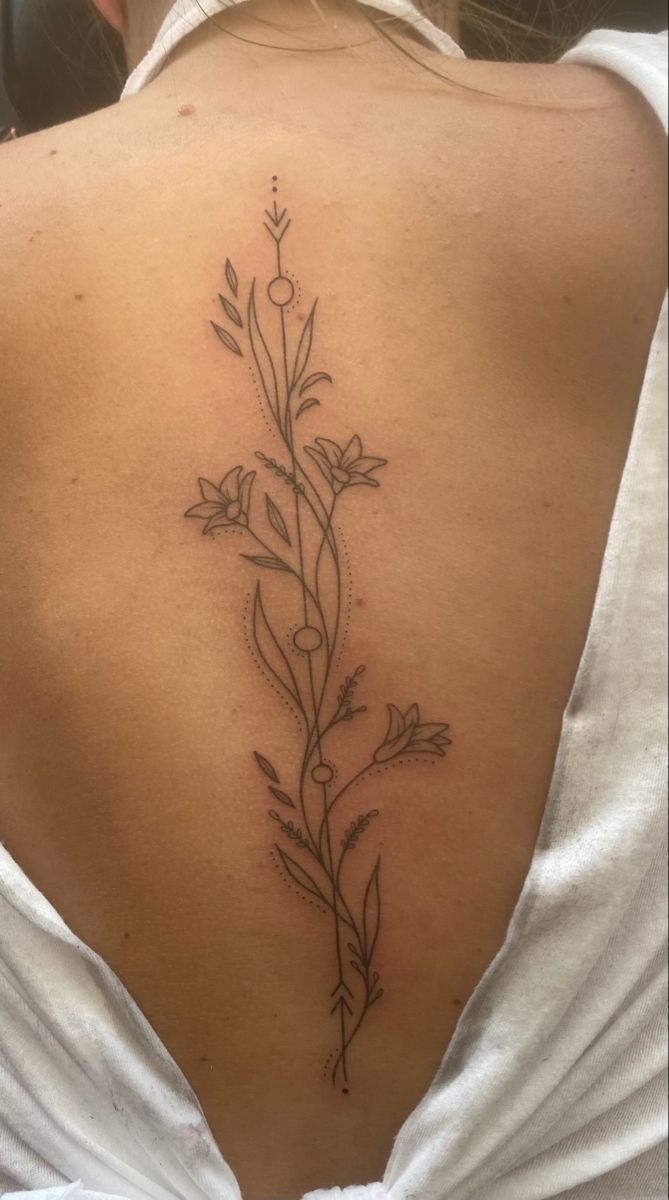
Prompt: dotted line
<box><xmin>208</xmin><ymin>526</ymin><xmax>245</xmax><ymax>540</ymax></box>
<box><xmin>321</xmin><ymin>1049</ymin><xmax>336</xmax><ymax>1080</ymax></box>
<box><xmin>284</xmin><ymin>269</ymin><xmax>302</xmax><ymax>314</ymax></box>
<box><xmin>346</xmin><ymin>755</ymin><xmax>438</xmax><ymax>788</ymax></box>
<box><xmin>335</xmin><ymin>524</ymin><xmax>352</xmax><ymax>672</ymax></box>
<box><xmin>285</xmin><ymin>621</ymin><xmax>303</xmax><ymax>660</ymax></box>
<box><xmin>248</xmin><ymin>362</ymin><xmax>275</xmax><ymax>438</ymax></box>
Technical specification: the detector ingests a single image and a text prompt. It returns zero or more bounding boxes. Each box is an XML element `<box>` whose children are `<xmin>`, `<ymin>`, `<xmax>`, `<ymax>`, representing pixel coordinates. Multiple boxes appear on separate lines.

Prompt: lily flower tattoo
<box><xmin>184</xmin><ymin>180</ymin><xmax>452</xmax><ymax>1092</ymax></box>
<box><xmin>374</xmin><ymin>704</ymin><xmax>452</xmax><ymax>763</ymax></box>
<box><xmin>305</xmin><ymin>435</ymin><xmax>387</xmax><ymax>494</ymax></box>
<box><xmin>186</xmin><ymin>467</ymin><xmax>255</xmax><ymax>532</ymax></box>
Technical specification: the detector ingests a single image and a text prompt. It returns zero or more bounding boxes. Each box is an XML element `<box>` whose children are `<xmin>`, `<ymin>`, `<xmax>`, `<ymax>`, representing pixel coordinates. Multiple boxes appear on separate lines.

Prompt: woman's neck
<box><xmin>124</xmin><ymin>0</ymin><xmax>461</xmax><ymax>79</ymax></box>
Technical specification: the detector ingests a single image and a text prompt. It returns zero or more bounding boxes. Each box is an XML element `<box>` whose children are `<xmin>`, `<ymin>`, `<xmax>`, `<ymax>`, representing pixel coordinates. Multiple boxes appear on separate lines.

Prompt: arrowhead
<box><xmin>264</xmin><ymin>205</ymin><xmax>287</xmax><ymax>227</ymax></box>
<box><xmin>330</xmin><ymin>979</ymin><xmax>354</xmax><ymax>999</ymax></box>
<box><xmin>330</xmin><ymin>995</ymin><xmax>353</xmax><ymax>1017</ymax></box>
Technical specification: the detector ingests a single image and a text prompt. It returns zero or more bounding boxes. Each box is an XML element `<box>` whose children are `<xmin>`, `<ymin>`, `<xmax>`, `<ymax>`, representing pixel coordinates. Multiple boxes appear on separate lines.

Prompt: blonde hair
<box><xmin>98</xmin><ymin>0</ymin><xmax>607</xmax><ymax>97</ymax></box>
<box><xmin>182</xmin><ymin>0</ymin><xmax>603</xmax><ymax>62</ymax></box>
<box><xmin>429</xmin><ymin>0</ymin><xmax>602</xmax><ymax>62</ymax></box>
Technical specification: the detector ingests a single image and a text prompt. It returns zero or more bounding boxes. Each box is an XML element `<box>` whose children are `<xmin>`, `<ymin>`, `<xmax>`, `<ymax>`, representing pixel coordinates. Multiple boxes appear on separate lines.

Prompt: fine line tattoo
<box><xmin>185</xmin><ymin>177</ymin><xmax>452</xmax><ymax>1092</ymax></box>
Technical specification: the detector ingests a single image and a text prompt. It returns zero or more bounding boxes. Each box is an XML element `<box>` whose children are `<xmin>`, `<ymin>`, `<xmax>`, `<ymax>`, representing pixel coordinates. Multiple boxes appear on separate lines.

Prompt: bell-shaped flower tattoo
<box><xmin>374</xmin><ymin>703</ymin><xmax>452</xmax><ymax>762</ymax></box>
<box><xmin>186</xmin><ymin>466</ymin><xmax>256</xmax><ymax>534</ymax></box>
<box><xmin>304</xmin><ymin>434</ymin><xmax>387</xmax><ymax>494</ymax></box>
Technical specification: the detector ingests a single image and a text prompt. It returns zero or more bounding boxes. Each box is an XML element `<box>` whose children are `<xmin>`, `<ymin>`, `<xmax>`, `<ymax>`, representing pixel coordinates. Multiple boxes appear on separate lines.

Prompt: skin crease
<box><xmin>0</xmin><ymin>0</ymin><xmax>667</xmax><ymax>1195</ymax></box>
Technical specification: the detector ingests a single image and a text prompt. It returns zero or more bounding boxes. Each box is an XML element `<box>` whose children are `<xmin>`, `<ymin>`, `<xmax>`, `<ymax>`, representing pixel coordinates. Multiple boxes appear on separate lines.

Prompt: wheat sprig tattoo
<box><xmin>185</xmin><ymin>177</ymin><xmax>452</xmax><ymax>1092</ymax></box>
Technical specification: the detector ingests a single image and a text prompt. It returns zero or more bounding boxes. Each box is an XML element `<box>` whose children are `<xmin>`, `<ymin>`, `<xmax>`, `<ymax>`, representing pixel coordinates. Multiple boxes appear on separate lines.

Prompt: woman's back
<box><xmin>0</xmin><ymin>4</ymin><xmax>666</xmax><ymax>1196</ymax></box>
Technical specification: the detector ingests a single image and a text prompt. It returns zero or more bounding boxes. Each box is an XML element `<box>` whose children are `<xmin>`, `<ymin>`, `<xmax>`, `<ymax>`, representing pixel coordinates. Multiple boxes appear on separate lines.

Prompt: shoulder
<box><xmin>0</xmin><ymin>102</ymin><xmax>132</xmax><ymax>324</ymax></box>
<box><xmin>450</xmin><ymin>50</ymin><xmax>667</xmax><ymax>178</ymax></box>
<box><xmin>0</xmin><ymin>51</ymin><xmax>665</xmax><ymax>299</ymax></box>
<box><xmin>460</xmin><ymin>54</ymin><xmax>667</xmax><ymax>302</ymax></box>
<box><xmin>0</xmin><ymin>98</ymin><xmax>138</xmax><ymax>244</ymax></box>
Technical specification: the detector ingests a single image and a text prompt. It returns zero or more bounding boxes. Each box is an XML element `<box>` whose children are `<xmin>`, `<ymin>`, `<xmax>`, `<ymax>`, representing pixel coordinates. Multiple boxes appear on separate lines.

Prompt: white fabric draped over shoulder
<box><xmin>1</xmin><ymin>6</ymin><xmax>667</xmax><ymax>1200</ymax></box>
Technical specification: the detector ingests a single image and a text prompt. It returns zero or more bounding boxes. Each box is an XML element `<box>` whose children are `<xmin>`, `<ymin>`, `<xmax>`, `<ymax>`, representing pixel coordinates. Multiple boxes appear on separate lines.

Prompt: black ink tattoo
<box><xmin>185</xmin><ymin>180</ymin><xmax>452</xmax><ymax>1092</ymax></box>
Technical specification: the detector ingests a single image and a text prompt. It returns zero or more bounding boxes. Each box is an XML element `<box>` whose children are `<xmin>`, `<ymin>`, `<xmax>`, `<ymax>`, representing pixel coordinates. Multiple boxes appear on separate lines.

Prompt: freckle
<box><xmin>178</xmin><ymin>103</ymin><xmax>195</xmax><ymax>117</ymax></box>
<box><xmin>200</xmin><ymin>1054</ymin><xmax>208</xmax><ymax>1063</ymax></box>
<box><xmin>34</xmin><ymin>229</ymin><xmax>41</xmax><ymax>236</ymax></box>
<box><xmin>355</xmin><ymin>598</ymin><xmax>365</xmax><ymax>608</ymax></box>
<box><xmin>452</xmin><ymin>997</ymin><xmax>463</xmax><ymax>1007</ymax></box>
<box><xmin>71</xmin><ymin>477</ymin><xmax>79</xmax><ymax>485</ymax></box>
<box><xmin>122</xmin><ymin>930</ymin><xmax>130</xmax><ymax>939</ymax></box>
<box><xmin>561</xmin><ymin>294</ymin><xmax>572</xmax><ymax>305</ymax></box>
<box><xmin>74</xmin><ymin>293</ymin><xmax>85</xmax><ymax>301</ymax></box>
<box><xmin>542</xmin><ymin>498</ymin><xmax>552</xmax><ymax>509</ymax></box>
<box><xmin>297</xmin><ymin>312</ymin><xmax>305</xmax><ymax>322</ymax></box>
<box><xmin>632</xmin><ymin>314</ymin><xmax>641</xmax><ymax>325</ymax></box>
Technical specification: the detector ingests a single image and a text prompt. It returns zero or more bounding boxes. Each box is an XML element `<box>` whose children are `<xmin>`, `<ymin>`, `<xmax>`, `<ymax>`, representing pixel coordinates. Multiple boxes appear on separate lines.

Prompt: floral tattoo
<box><xmin>185</xmin><ymin>180</ymin><xmax>452</xmax><ymax>1092</ymax></box>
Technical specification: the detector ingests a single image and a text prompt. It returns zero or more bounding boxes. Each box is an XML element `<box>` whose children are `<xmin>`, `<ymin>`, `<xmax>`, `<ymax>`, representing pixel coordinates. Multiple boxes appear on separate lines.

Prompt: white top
<box><xmin>1</xmin><ymin>6</ymin><xmax>667</xmax><ymax>1200</ymax></box>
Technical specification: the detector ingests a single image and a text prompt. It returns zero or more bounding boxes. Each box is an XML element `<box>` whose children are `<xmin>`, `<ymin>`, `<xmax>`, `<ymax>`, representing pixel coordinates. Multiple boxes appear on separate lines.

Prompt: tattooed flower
<box><xmin>373</xmin><ymin>703</ymin><xmax>451</xmax><ymax>763</ymax></box>
<box><xmin>185</xmin><ymin>466</ymin><xmax>255</xmax><ymax>533</ymax></box>
<box><xmin>304</xmin><ymin>435</ymin><xmax>386</xmax><ymax>495</ymax></box>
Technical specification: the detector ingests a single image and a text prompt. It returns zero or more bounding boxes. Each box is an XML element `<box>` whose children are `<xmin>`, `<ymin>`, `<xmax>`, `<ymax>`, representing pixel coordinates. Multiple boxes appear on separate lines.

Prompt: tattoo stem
<box><xmin>246</xmin><ymin>526</ymin><xmax>330</xmax><ymax>659</ymax></box>
<box><xmin>317</xmin><ymin>762</ymin><xmax>377</xmax><ymax>855</ymax></box>
<box><xmin>314</xmin><ymin>495</ymin><xmax>343</xmax><ymax>719</ymax></box>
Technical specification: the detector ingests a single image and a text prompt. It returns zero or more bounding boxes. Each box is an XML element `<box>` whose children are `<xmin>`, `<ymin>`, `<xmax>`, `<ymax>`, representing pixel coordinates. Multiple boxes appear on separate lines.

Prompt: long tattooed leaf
<box><xmin>269</xmin><ymin>786</ymin><xmax>295</xmax><ymax>808</ymax></box>
<box><xmin>211</xmin><ymin>321</ymin><xmax>242</xmax><ymax>356</ymax></box>
<box><xmin>225</xmin><ymin>257</ymin><xmax>238</xmax><ymax>296</ymax></box>
<box><xmin>252</xmin><ymin>582</ymin><xmax>302</xmax><ymax>710</ymax></box>
<box><xmin>275</xmin><ymin>845</ymin><xmax>328</xmax><ymax>903</ymax></box>
<box><xmin>219</xmin><ymin>294</ymin><xmax>243</xmax><ymax>327</ymax></box>
<box><xmin>295</xmin><ymin>397</ymin><xmax>320</xmax><ymax>419</ymax></box>
<box><xmin>248</xmin><ymin>279</ymin><xmax>279</xmax><ymax>421</ymax></box>
<box><xmin>265</xmin><ymin>494</ymin><xmax>291</xmax><ymax>545</ymax></box>
<box><xmin>290</xmin><ymin>299</ymin><xmax>317</xmax><ymax>390</ymax></box>
<box><xmin>254</xmin><ymin>751</ymin><xmax>279</xmax><ymax>782</ymax></box>
<box><xmin>299</xmin><ymin>371</ymin><xmax>331</xmax><ymax>396</ymax></box>
<box><xmin>362</xmin><ymin>856</ymin><xmax>381</xmax><ymax>966</ymax></box>
<box><xmin>242</xmin><ymin>553</ymin><xmax>291</xmax><ymax>572</ymax></box>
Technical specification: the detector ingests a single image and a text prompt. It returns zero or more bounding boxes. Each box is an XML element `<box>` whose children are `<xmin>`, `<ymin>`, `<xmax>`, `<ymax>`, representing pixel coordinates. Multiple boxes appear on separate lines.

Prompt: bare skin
<box><xmin>0</xmin><ymin>2</ymin><xmax>666</xmax><ymax>1194</ymax></box>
